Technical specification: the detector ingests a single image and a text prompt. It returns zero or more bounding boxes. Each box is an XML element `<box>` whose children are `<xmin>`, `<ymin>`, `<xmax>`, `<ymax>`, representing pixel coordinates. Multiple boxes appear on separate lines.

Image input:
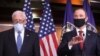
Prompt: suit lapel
<box><xmin>20</xmin><ymin>29</ymin><xmax>30</xmax><ymax>54</ymax></box>
<box><xmin>70</xmin><ymin>29</ymin><xmax>77</xmax><ymax>38</ymax></box>
<box><xmin>71</xmin><ymin>29</ymin><xmax>81</xmax><ymax>49</ymax></box>
<box><xmin>73</xmin><ymin>29</ymin><xmax>77</xmax><ymax>36</ymax></box>
<box><xmin>9</xmin><ymin>28</ymin><xmax>18</xmax><ymax>54</ymax></box>
<box><xmin>84</xmin><ymin>30</ymin><xmax>92</xmax><ymax>46</ymax></box>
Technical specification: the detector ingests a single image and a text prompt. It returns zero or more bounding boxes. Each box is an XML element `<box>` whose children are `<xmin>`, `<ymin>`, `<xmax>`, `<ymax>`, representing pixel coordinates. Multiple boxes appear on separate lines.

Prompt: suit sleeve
<box><xmin>97</xmin><ymin>33</ymin><xmax>100</xmax><ymax>56</ymax></box>
<box><xmin>0</xmin><ymin>32</ymin><xmax>3</xmax><ymax>56</ymax></box>
<box><xmin>33</xmin><ymin>33</ymin><xmax>40</xmax><ymax>56</ymax></box>
<box><xmin>57</xmin><ymin>33</ymin><xmax>72</xmax><ymax>56</ymax></box>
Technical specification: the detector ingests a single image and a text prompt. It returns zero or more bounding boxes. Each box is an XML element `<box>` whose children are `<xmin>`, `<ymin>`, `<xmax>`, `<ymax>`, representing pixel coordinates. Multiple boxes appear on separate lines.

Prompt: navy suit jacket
<box><xmin>0</xmin><ymin>32</ymin><xmax>3</xmax><ymax>56</ymax></box>
<box><xmin>57</xmin><ymin>29</ymin><xmax>100</xmax><ymax>56</ymax></box>
<box><xmin>0</xmin><ymin>28</ymin><xmax>40</xmax><ymax>56</ymax></box>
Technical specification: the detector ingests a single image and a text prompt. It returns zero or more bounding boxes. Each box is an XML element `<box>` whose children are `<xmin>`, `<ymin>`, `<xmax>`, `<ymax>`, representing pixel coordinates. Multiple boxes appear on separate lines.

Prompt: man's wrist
<box><xmin>68</xmin><ymin>42</ymin><xmax>73</xmax><ymax>50</ymax></box>
<box><xmin>68</xmin><ymin>41</ymin><xmax>73</xmax><ymax>46</ymax></box>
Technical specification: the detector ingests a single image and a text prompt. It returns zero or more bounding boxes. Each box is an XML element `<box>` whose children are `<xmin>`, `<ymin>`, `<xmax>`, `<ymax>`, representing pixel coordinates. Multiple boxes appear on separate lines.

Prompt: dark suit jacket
<box><xmin>57</xmin><ymin>29</ymin><xmax>100</xmax><ymax>56</ymax></box>
<box><xmin>1</xmin><ymin>28</ymin><xmax>40</xmax><ymax>56</ymax></box>
<box><xmin>0</xmin><ymin>32</ymin><xmax>3</xmax><ymax>56</ymax></box>
<box><xmin>98</xmin><ymin>33</ymin><xmax>100</xmax><ymax>37</ymax></box>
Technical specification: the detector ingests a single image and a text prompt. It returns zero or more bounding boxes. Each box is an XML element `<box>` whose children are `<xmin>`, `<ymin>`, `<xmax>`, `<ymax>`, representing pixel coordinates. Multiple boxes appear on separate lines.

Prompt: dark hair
<box><xmin>74</xmin><ymin>8</ymin><xmax>87</xmax><ymax>16</ymax></box>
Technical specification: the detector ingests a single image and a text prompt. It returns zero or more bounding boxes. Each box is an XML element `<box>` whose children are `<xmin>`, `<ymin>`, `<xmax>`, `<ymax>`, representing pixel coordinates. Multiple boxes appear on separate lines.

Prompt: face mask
<box><xmin>74</xmin><ymin>19</ymin><xmax>86</xmax><ymax>28</ymax></box>
<box><xmin>14</xmin><ymin>23</ymin><xmax>24</xmax><ymax>32</ymax></box>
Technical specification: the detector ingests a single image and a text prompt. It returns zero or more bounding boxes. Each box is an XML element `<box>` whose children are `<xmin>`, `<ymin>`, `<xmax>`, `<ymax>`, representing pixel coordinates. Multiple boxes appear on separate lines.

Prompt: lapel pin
<box><xmin>26</xmin><ymin>34</ymin><xmax>29</xmax><ymax>37</ymax></box>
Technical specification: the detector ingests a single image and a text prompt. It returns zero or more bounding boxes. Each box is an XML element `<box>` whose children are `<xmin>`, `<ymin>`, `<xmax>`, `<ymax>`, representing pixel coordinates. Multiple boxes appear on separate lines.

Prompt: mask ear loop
<box><xmin>85</xmin><ymin>15</ymin><xmax>88</xmax><ymax>21</ymax></box>
<box><xmin>84</xmin><ymin>16</ymin><xmax>88</xmax><ymax>24</ymax></box>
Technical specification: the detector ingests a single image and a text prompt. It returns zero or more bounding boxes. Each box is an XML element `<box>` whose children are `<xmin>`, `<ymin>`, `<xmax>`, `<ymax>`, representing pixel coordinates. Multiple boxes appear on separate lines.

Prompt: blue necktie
<box><xmin>17</xmin><ymin>31</ymin><xmax>22</xmax><ymax>53</ymax></box>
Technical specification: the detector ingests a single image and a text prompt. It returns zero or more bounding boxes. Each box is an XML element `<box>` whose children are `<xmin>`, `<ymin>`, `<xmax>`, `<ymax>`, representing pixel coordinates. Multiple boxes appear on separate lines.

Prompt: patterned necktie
<box><xmin>79</xmin><ymin>31</ymin><xmax>84</xmax><ymax>50</ymax></box>
<box><xmin>17</xmin><ymin>31</ymin><xmax>22</xmax><ymax>53</ymax></box>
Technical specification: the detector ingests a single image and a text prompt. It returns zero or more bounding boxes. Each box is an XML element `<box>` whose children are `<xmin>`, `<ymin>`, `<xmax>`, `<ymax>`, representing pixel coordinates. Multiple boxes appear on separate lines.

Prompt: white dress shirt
<box><xmin>76</xmin><ymin>27</ymin><xmax>86</xmax><ymax>40</ymax></box>
<box><xmin>15</xmin><ymin>29</ymin><xmax>25</xmax><ymax>44</ymax></box>
<box><xmin>68</xmin><ymin>26</ymin><xmax>86</xmax><ymax>49</ymax></box>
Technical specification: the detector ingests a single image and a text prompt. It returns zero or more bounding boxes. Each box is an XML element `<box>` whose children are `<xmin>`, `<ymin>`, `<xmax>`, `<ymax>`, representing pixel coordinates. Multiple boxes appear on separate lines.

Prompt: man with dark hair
<box><xmin>57</xmin><ymin>8</ymin><xmax>100</xmax><ymax>56</ymax></box>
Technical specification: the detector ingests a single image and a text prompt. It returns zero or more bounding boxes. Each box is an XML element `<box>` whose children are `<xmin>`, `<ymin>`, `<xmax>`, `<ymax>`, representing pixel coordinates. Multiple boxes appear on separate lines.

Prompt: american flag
<box><xmin>23</xmin><ymin>0</ymin><xmax>35</xmax><ymax>31</ymax></box>
<box><xmin>38</xmin><ymin>0</ymin><xmax>58</xmax><ymax>56</ymax></box>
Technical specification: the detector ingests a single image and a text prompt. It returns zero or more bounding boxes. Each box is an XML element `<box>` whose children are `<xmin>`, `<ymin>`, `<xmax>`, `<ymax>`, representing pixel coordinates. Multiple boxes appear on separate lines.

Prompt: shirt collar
<box><xmin>15</xmin><ymin>28</ymin><xmax>25</xmax><ymax>34</ymax></box>
<box><xmin>76</xmin><ymin>26</ymin><xmax>86</xmax><ymax>36</ymax></box>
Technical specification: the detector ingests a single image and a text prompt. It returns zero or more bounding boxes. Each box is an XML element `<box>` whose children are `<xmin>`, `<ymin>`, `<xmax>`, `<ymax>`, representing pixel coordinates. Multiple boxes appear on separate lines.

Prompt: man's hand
<box><xmin>68</xmin><ymin>36</ymin><xmax>83</xmax><ymax>46</ymax></box>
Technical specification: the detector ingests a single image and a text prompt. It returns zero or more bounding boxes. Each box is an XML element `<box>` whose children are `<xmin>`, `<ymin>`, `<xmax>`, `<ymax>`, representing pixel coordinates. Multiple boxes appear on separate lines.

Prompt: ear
<box><xmin>23</xmin><ymin>19</ymin><xmax>27</xmax><ymax>25</ymax></box>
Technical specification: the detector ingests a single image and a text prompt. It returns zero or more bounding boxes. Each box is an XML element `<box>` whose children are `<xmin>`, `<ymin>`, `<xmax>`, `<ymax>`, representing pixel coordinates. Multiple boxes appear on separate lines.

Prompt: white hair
<box><xmin>12</xmin><ymin>10</ymin><xmax>27</xmax><ymax>19</ymax></box>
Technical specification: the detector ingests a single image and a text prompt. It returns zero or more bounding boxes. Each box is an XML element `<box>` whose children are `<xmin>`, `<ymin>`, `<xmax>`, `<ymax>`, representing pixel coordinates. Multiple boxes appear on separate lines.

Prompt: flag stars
<box><xmin>49</xmin><ymin>10</ymin><xmax>51</xmax><ymax>12</ymax></box>
<box><xmin>42</xmin><ymin>22</ymin><xmax>45</xmax><ymax>25</ymax></box>
<box><xmin>29</xmin><ymin>25</ymin><xmax>32</xmax><ymax>28</ymax></box>
<box><xmin>27</xmin><ymin>19</ymin><xmax>30</xmax><ymax>22</ymax></box>
<box><xmin>45</xmin><ymin>28</ymin><xmax>48</xmax><ymax>30</ymax></box>
<box><xmin>26</xmin><ymin>14</ymin><xmax>28</xmax><ymax>16</ymax></box>
<box><xmin>41</xmin><ymin>26</ymin><xmax>44</xmax><ymax>29</ymax></box>
<box><xmin>51</xmin><ymin>19</ymin><xmax>53</xmax><ymax>21</ymax></box>
<box><xmin>47</xmin><ymin>4</ymin><xmax>50</xmax><ymax>6</ymax></box>
<box><xmin>40</xmin><ymin>30</ymin><xmax>43</xmax><ymax>33</ymax></box>
<box><xmin>47</xmin><ymin>20</ymin><xmax>49</xmax><ymax>23</ymax></box>
<box><xmin>52</xmin><ymin>28</ymin><xmax>55</xmax><ymax>31</ymax></box>
<box><xmin>33</xmin><ymin>27</ymin><xmax>35</xmax><ymax>29</ymax></box>
<box><xmin>46</xmin><ymin>8</ymin><xmax>48</xmax><ymax>10</ymax></box>
<box><xmin>39</xmin><ymin>34</ymin><xmax>42</xmax><ymax>37</ymax></box>
<box><xmin>30</xmin><ymin>12</ymin><xmax>32</xmax><ymax>14</ymax></box>
<box><xmin>53</xmin><ymin>25</ymin><xmax>55</xmax><ymax>27</ymax></box>
<box><xmin>43</xmin><ymin>19</ymin><xmax>46</xmax><ymax>21</ymax></box>
<box><xmin>48</xmin><ymin>13</ymin><xmax>51</xmax><ymax>16</ymax></box>
<box><xmin>31</xmin><ymin>21</ymin><xmax>33</xmax><ymax>24</ymax></box>
<box><xmin>38</xmin><ymin>0</ymin><xmax>56</xmax><ymax>37</ymax></box>
<box><xmin>23</xmin><ymin>8</ymin><xmax>26</xmax><ymax>11</ymax></box>
<box><xmin>28</xmin><ymin>2</ymin><xmax>30</xmax><ymax>5</ymax></box>
<box><xmin>48</xmin><ymin>17</ymin><xmax>50</xmax><ymax>19</ymax></box>
<box><xmin>24</xmin><ymin>4</ymin><xmax>27</xmax><ymax>7</ymax></box>
<box><xmin>38</xmin><ymin>0</ymin><xmax>58</xmax><ymax>55</ymax></box>
<box><xmin>45</xmin><ymin>11</ymin><xmax>48</xmax><ymax>13</ymax></box>
<box><xmin>23</xmin><ymin>0</ymin><xmax>35</xmax><ymax>32</ymax></box>
<box><xmin>50</xmin><ymin>23</ymin><xmax>52</xmax><ymax>25</ymax></box>
<box><xmin>48</xmin><ymin>30</ymin><xmax>50</xmax><ymax>32</ymax></box>
<box><xmin>44</xmin><ymin>15</ymin><xmax>47</xmax><ymax>17</ymax></box>
<box><xmin>49</xmin><ymin>27</ymin><xmax>51</xmax><ymax>29</ymax></box>
<box><xmin>27</xmin><ymin>10</ymin><xmax>29</xmax><ymax>12</ymax></box>
<box><xmin>28</xmin><ymin>16</ymin><xmax>31</xmax><ymax>18</ymax></box>
<box><xmin>27</xmin><ymin>6</ymin><xmax>30</xmax><ymax>9</ymax></box>
<box><xmin>46</xmin><ymin>24</ymin><xmax>48</xmax><ymax>27</ymax></box>
<box><xmin>44</xmin><ymin>32</ymin><xmax>47</xmax><ymax>34</ymax></box>
<box><xmin>25</xmin><ymin>0</ymin><xmax>28</xmax><ymax>3</ymax></box>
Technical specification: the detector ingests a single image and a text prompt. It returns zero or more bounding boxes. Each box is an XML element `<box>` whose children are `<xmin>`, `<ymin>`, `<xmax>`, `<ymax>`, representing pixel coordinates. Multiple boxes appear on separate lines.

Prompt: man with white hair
<box><xmin>0</xmin><ymin>32</ymin><xmax>3</xmax><ymax>56</ymax></box>
<box><xmin>0</xmin><ymin>10</ymin><xmax>40</xmax><ymax>56</ymax></box>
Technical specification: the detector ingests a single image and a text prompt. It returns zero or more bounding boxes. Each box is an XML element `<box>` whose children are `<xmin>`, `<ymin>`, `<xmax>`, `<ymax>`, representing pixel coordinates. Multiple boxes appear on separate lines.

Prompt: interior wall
<box><xmin>0</xmin><ymin>23</ymin><xmax>100</xmax><ymax>43</ymax></box>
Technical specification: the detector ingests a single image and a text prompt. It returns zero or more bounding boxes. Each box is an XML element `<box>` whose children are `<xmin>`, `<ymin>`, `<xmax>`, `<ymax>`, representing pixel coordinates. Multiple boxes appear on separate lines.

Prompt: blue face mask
<box><xmin>14</xmin><ymin>23</ymin><xmax>24</xmax><ymax>32</ymax></box>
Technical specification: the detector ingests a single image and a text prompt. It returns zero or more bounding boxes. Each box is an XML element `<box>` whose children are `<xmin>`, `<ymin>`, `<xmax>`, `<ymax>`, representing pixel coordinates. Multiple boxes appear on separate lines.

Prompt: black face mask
<box><xmin>74</xmin><ymin>19</ymin><xmax>86</xmax><ymax>28</ymax></box>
